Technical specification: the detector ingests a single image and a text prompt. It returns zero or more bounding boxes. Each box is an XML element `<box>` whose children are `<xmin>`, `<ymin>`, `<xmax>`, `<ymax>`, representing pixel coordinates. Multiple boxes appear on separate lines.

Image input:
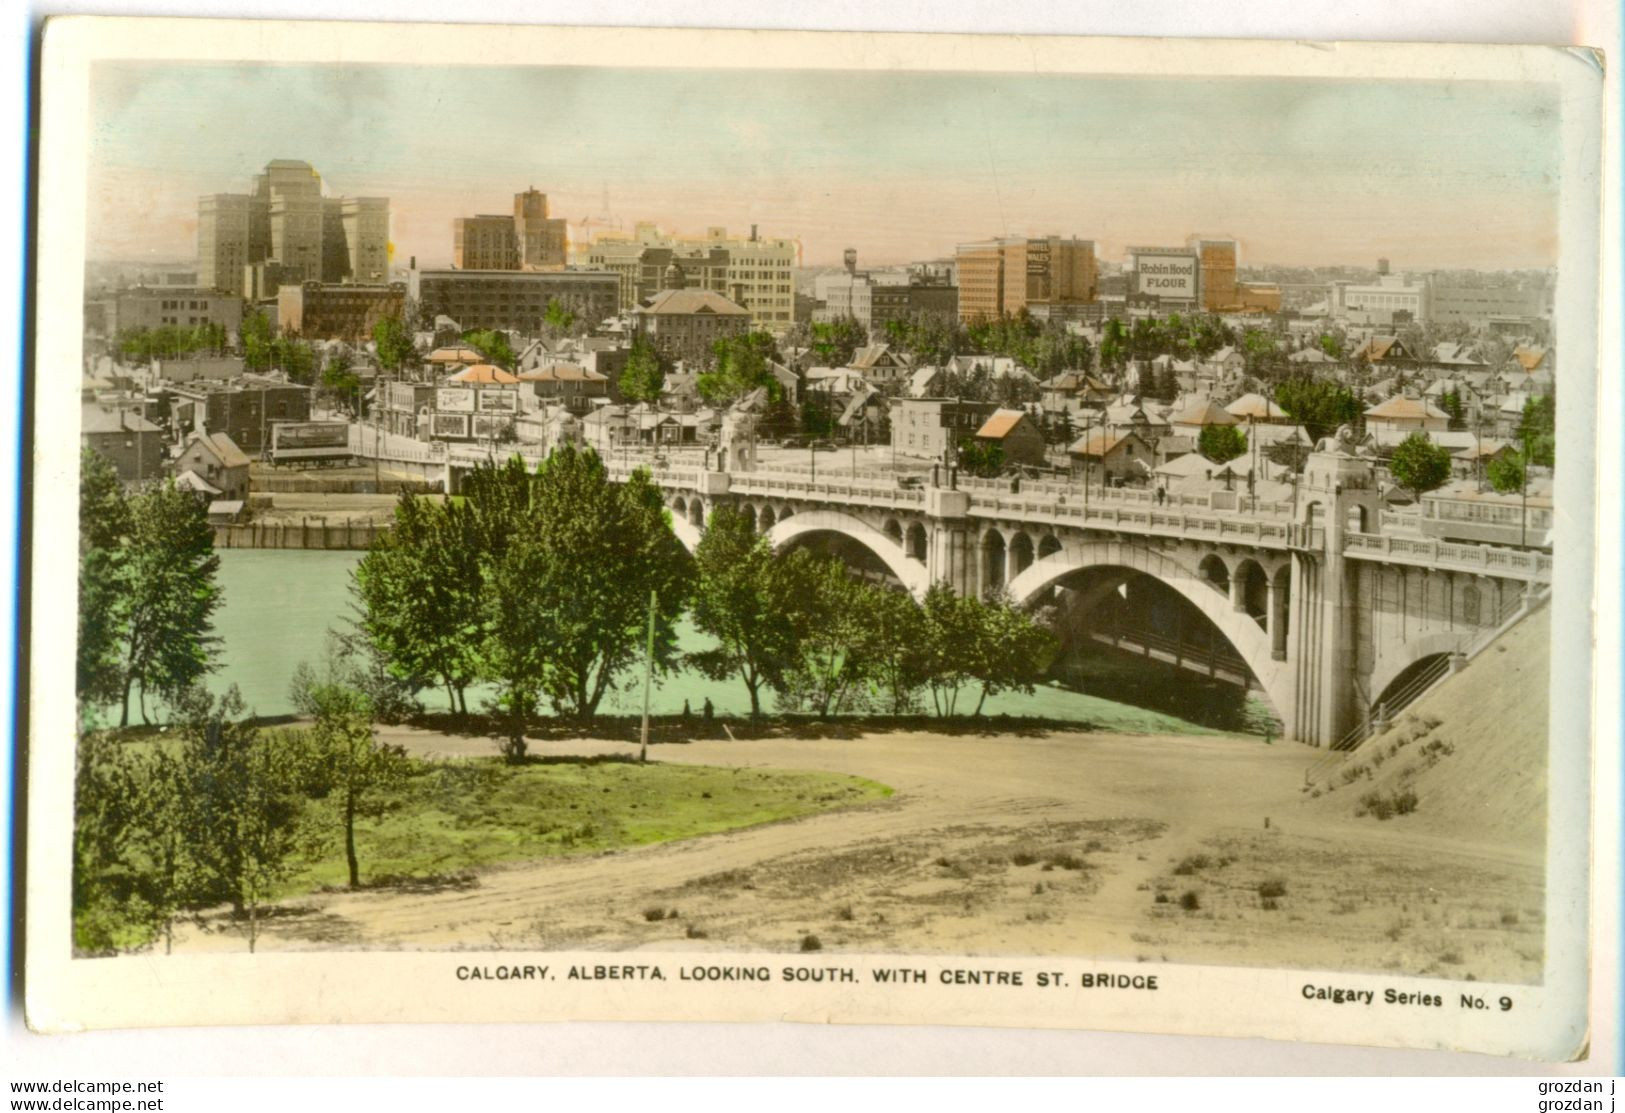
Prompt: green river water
<box><xmin>211</xmin><ymin>550</ymin><xmax>1262</xmax><ymax>735</ymax></box>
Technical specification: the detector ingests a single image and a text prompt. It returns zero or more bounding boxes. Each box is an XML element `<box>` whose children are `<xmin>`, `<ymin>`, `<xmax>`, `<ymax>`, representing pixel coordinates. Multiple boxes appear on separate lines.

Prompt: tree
<box><xmin>916</xmin><ymin>584</ymin><xmax>985</xmax><ymax>717</ymax></box>
<box><xmin>462</xmin><ymin>328</ymin><xmax>517</xmax><ymax>370</ymax></box>
<box><xmin>688</xmin><ymin>506</ymin><xmax>802</xmax><ymax>717</ymax></box>
<box><xmin>78</xmin><ymin>448</ymin><xmax>131</xmax><ymax>713</ymax></box>
<box><xmin>1387</xmin><ymin>432</ymin><xmax>1453</xmax><ymax>502</ymax></box>
<box><xmin>542</xmin><ymin>298</ymin><xmax>577</xmax><ymax>338</ymax></box>
<box><xmin>353</xmin><ymin>492</ymin><xmax>484</xmax><ymax>716</ymax></box>
<box><xmin>968</xmin><ymin>594</ymin><xmax>1056</xmax><ymax>716</ymax></box>
<box><xmin>372</xmin><ymin>315</ymin><xmax>417</xmax><ymax>374</ymax></box>
<box><xmin>775</xmin><ymin>553</ymin><xmax>869</xmax><ymax>717</ymax></box>
<box><xmin>117</xmin><ymin>481</ymin><xmax>221</xmax><ymax>725</ymax></box>
<box><xmin>1198</xmin><ymin>423</ymin><xmax>1248</xmax><ymax>464</ymax></box>
<box><xmin>809</xmin><ymin>317</ymin><xmax>867</xmax><ymax>367</ymax></box>
<box><xmin>618</xmin><ymin>335</ymin><xmax>667</xmax><ymax>404</ymax></box>
<box><xmin>851</xmin><ymin>584</ymin><xmax>929</xmax><ymax>715</ymax></box>
<box><xmin>1516</xmin><ymin>394</ymin><xmax>1556</xmax><ymax>468</ymax></box>
<box><xmin>700</xmin><ymin>332</ymin><xmax>781</xmax><ymax>404</ymax></box>
<box><xmin>523</xmin><ymin>446</ymin><xmax>694</xmax><ymax>723</ymax></box>
<box><xmin>1487</xmin><ymin>452</ymin><xmax>1525</xmax><ymax>494</ymax></box>
<box><xmin>957</xmin><ymin>437</ymin><xmax>1003</xmax><ymax>478</ymax></box>
<box><xmin>1440</xmin><ymin>389</ymin><xmax>1465</xmax><ymax>431</ymax></box>
<box><xmin>318</xmin><ymin>347</ymin><xmax>355</xmax><ymax>397</ymax></box>
<box><xmin>167</xmin><ymin>686</ymin><xmax>306</xmax><ymax>952</ymax></box>
<box><xmin>289</xmin><ymin>640</ymin><xmax>411</xmax><ymax>889</ymax></box>
<box><xmin>241</xmin><ymin>310</ymin><xmax>275</xmax><ymax>372</ymax></box>
<box><xmin>1274</xmin><ymin>376</ymin><xmax>1362</xmax><ymax>442</ymax></box>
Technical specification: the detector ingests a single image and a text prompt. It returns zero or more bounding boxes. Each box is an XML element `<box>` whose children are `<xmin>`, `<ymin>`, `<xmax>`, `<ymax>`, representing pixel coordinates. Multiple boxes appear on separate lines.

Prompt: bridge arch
<box><xmin>1366</xmin><ymin>630</ymin><xmax>1472</xmax><ymax>715</ymax></box>
<box><xmin>905</xmin><ymin>522</ymin><xmax>928</xmax><ymax>562</ymax></box>
<box><xmin>767</xmin><ymin>509</ymin><xmax>931</xmax><ymax>599</ymax></box>
<box><xmin>1007</xmin><ymin>539</ymin><xmax>1296</xmax><ymax>740</ymax></box>
<box><xmin>739</xmin><ymin>503</ymin><xmax>758</xmax><ymax>533</ymax></box>
<box><xmin>668</xmin><ymin>511</ymin><xmax>702</xmax><ymax>554</ymax></box>
<box><xmin>758</xmin><ymin>504</ymin><xmax>777</xmax><ymax>532</ymax></box>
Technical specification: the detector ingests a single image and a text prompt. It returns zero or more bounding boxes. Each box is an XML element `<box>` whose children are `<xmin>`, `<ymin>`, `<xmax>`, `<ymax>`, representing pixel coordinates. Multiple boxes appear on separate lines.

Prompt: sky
<box><xmin>85</xmin><ymin>63</ymin><xmax>1562</xmax><ymax>271</ymax></box>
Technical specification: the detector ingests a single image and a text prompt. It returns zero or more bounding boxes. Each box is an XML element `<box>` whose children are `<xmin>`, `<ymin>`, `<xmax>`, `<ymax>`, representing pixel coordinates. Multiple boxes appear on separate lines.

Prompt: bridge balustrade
<box><xmin>1341</xmin><ymin>531</ymin><xmax>1552</xmax><ymax>582</ymax></box>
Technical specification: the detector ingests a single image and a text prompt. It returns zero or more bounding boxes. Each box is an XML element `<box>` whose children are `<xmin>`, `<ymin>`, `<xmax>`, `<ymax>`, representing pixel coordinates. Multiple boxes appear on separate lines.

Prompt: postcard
<box><xmin>27</xmin><ymin>18</ymin><xmax>1605</xmax><ymax>1060</ymax></box>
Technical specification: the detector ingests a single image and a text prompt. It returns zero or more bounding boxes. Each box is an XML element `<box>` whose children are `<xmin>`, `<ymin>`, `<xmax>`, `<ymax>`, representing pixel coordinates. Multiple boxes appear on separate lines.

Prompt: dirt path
<box><xmin>171</xmin><ymin>728</ymin><xmax>1544</xmax><ymax>983</ymax></box>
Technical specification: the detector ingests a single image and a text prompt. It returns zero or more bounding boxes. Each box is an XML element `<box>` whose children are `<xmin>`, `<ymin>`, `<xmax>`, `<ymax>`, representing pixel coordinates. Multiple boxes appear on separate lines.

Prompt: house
<box><xmin>1351</xmin><ymin>335</ymin><xmax>1419</xmax><ymax>367</ymax></box>
<box><xmin>907</xmin><ymin>365</ymin><xmax>947</xmax><ymax>399</ymax></box>
<box><xmin>424</xmin><ymin>344</ymin><xmax>486</xmax><ymax>368</ymax></box>
<box><xmin>446</xmin><ymin>363</ymin><xmax>520</xmax><ymax>385</ymax></box>
<box><xmin>1066</xmin><ymin>429</ymin><xmax>1152</xmax><ymax>486</ymax></box>
<box><xmin>172</xmin><ymin>430</ymin><xmax>251</xmax><ymax>503</ymax></box>
<box><xmin>1363</xmin><ymin>393</ymin><xmax>1450</xmax><ymax>435</ymax></box>
<box><xmin>891</xmin><ymin>398</ymin><xmax>995</xmax><ymax>461</ymax></box>
<box><xmin>1169</xmin><ymin>397</ymin><xmax>1241</xmax><ymax>435</ymax></box>
<box><xmin>972</xmin><ymin>408</ymin><xmax>1046</xmax><ymax>468</ymax></box>
<box><xmin>517</xmin><ymin>362</ymin><xmax>611</xmax><ymax>413</ymax></box>
<box><xmin>1224</xmin><ymin>392</ymin><xmax>1289</xmax><ymax>424</ymax></box>
<box><xmin>847</xmin><ymin>344</ymin><xmax>911</xmax><ymax>385</ymax></box>
<box><xmin>1206</xmin><ymin>345</ymin><xmax>1246</xmax><ymax>377</ymax></box>
<box><xmin>81</xmin><ymin>403</ymin><xmax>166</xmax><ymax>483</ymax></box>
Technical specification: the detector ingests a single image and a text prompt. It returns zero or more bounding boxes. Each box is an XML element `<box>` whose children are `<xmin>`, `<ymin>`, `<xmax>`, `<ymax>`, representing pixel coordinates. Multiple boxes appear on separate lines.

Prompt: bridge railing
<box><xmin>1343</xmin><ymin>531</ymin><xmax>1552</xmax><ymax>582</ymax></box>
<box><xmin>965</xmin><ymin>494</ymin><xmax>1313</xmax><ymax>549</ymax></box>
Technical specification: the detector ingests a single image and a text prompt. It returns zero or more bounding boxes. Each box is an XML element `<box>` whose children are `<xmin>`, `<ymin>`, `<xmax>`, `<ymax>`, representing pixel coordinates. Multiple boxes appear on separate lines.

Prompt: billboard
<box><xmin>1134</xmin><ymin>252</ymin><xmax>1198</xmax><ymax>299</ymax></box>
<box><xmin>471</xmin><ymin>414</ymin><xmax>513</xmax><ymax>441</ymax></box>
<box><xmin>477</xmin><ymin>389</ymin><xmax>519</xmax><ymax>413</ymax></box>
<box><xmin>431</xmin><ymin>413</ymin><xmax>470</xmax><ymax>439</ymax></box>
<box><xmin>268</xmin><ymin>421</ymin><xmax>353</xmax><ymax>462</ymax></box>
<box><xmin>436</xmin><ymin>388</ymin><xmax>475</xmax><ymax>413</ymax></box>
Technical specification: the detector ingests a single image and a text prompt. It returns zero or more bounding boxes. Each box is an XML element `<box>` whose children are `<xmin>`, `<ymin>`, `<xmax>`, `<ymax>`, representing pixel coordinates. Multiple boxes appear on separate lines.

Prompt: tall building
<box><xmin>572</xmin><ymin>222</ymin><xmax>797</xmax><ymax>332</ymax></box>
<box><xmin>452</xmin><ymin>189</ymin><xmax>569</xmax><ymax>271</ymax></box>
<box><xmin>1194</xmin><ymin>238</ymin><xmax>1239</xmax><ymax>311</ymax></box>
<box><xmin>408</xmin><ymin>267</ymin><xmax>619</xmax><ymax>334</ymax></box>
<box><xmin>195</xmin><ymin>159</ymin><xmax>390</xmax><ymax>298</ymax></box>
<box><xmin>954</xmin><ymin>236</ymin><xmax>1096</xmax><ymax>323</ymax></box>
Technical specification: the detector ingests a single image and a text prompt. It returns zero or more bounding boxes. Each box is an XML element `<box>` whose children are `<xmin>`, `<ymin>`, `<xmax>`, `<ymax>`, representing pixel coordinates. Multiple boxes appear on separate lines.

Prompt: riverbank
<box><xmin>168</xmin><ymin>725</ymin><xmax>1543</xmax><ymax>984</ymax></box>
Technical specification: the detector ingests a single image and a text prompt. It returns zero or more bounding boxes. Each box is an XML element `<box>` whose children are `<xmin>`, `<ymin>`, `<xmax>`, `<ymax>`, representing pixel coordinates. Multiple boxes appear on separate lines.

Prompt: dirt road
<box><xmin>173</xmin><ymin>728</ymin><xmax>1544</xmax><ymax>983</ymax></box>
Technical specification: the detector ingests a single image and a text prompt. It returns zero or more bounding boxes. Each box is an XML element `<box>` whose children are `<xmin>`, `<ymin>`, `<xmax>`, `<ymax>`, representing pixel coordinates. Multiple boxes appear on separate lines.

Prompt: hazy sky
<box><xmin>86</xmin><ymin>62</ymin><xmax>1561</xmax><ymax>270</ymax></box>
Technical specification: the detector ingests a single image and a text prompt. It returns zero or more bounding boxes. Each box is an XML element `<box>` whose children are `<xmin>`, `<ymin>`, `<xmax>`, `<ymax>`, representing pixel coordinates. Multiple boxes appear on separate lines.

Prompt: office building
<box><xmin>409</xmin><ymin>267</ymin><xmax>620</xmax><ymax>334</ymax></box>
<box><xmin>954</xmin><ymin>236</ymin><xmax>1097</xmax><ymax>323</ymax></box>
<box><xmin>453</xmin><ymin>189</ymin><xmax>571</xmax><ymax>271</ymax></box>
<box><xmin>278</xmin><ymin>281</ymin><xmax>407</xmax><ymax>341</ymax></box>
<box><xmin>195</xmin><ymin>159</ymin><xmax>390</xmax><ymax>298</ymax></box>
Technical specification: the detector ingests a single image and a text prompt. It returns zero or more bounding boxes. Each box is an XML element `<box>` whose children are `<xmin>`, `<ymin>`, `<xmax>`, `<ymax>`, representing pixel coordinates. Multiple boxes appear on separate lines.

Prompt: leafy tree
<box><xmin>618</xmin><ymin>335</ymin><xmax>667</xmax><ymax>404</ymax></box>
<box><xmin>117</xmin><ymin>481</ymin><xmax>221</xmax><ymax>725</ymax></box>
<box><xmin>1487</xmin><ymin>452</ymin><xmax>1525</xmax><ymax>494</ymax></box>
<box><xmin>1440</xmin><ymin>389</ymin><xmax>1465</xmax><ymax>430</ymax></box>
<box><xmin>241</xmin><ymin>310</ymin><xmax>275</xmax><ymax>372</ymax></box>
<box><xmin>1099</xmin><ymin>318</ymin><xmax>1128</xmax><ymax>372</ymax></box>
<box><xmin>688</xmin><ymin>506</ymin><xmax>802</xmax><ymax>717</ymax></box>
<box><xmin>1198</xmin><ymin>423</ymin><xmax>1248</xmax><ymax>464</ymax></box>
<box><xmin>851</xmin><ymin>584</ymin><xmax>929</xmax><ymax>714</ymax></box>
<box><xmin>1516</xmin><ymin>394</ymin><xmax>1556</xmax><ymax>468</ymax></box>
<box><xmin>353</xmin><ymin>492</ymin><xmax>484</xmax><ymax>716</ymax></box>
<box><xmin>78</xmin><ymin>448</ymin><xmax>131</xmax><ymax>713</ymax></box>
<box><xmin>543</xmin><ymin>298</ymin><xmax>577</xmax><ymax>338</ymax></box>
<box><xmin>971</xmin><ymin>595</ymin><xmax>1056</xmax><ymax>715</ymax></box>
<box><xmin>775</xmin><ymin>553</ymin><xmax>869</xmax><ymax>717</ymax></box>
<box><xmin>809</xmin><ymin>317</ymin><xmax>867</xmax><ymax>367</ymax></box>
<box><xmin>317</xmin><ymin>347</ymin><xmax>354</xmax><ymax>396</ymax></box>
<box><xmin>1274</xmin><ymin>376</ymin><xmax>1362</xmax><ymax>442</ymax></box>
<box><xmin>882</xmin><ymin>313</ymin><xmax>970</xmax><ymax>366</ymax></box>
<box><xmin>462</xmin><ymin>328</ymin><xmax>517</xmax><ymax>370</ymax></box>
<box><xmin>289</xmin><ymin>641</ymin><xmax>411</xmax><ymax>889</ymax></box>
<box><xmin>957</xmin><ymin>437</ymin><xmax>1003</xmax><ymax>478</ymax></box>
<box><xmin>167</xmin><ymin>685</ymin><xmax>305</xmax><ymax>952</ymax></box>
<box><xmin>700</xmin><ymin>332</ymin><xmax>781</xmax><ymax>404</ymax></box>
<box><xmin>1387</xmin><ymin>432</ymin><xmax>1453</xmax><ymax>502</ymax></box>
<box><xmin>372</xmin><ymin>315</ymin><xmax>418</xmax><ymax>374</ymax></box>
<box><xmin>523</xmin><ymin>445</ymin><xmax>694</xmax><ymax>722</ymax></box>
<box><xmin>916</xmin><ymin>584</ymin><xmax>985</xmax><ymax>717</ymax></box>
<box><xmin>1318</xmin><ymin>332</ymin><xmax>1344</xmax><ymax>359</ymax></box>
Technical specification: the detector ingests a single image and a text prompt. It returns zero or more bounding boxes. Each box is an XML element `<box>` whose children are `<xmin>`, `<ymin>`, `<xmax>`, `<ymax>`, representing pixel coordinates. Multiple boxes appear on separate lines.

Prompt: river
<box><xmin>211</xmin><ymin>550</ymin><xmax>1264</xmax><ymax>734</ymax></box>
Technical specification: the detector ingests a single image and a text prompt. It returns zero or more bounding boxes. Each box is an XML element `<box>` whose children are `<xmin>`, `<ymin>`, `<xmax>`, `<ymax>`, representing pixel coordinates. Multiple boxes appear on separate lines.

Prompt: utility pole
<box><xmin>638</xmin><ymin>589</ymin><xmax>657</xmax><ymax>764</ymax></box>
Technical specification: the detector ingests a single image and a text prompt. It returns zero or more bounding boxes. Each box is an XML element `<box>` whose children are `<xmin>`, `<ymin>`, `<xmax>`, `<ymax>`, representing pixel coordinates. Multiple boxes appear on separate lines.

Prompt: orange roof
<box><xmin>1170</xmin><ymin>400</ymin><xmax>1239</xmax><ymax>427</ymax></box>
<box><xmin>426</xmin><ymin>345</ymin><xmax>485</xmax><ymax>364</ymax></box>
<box><xmin>448</xmin><ymin>363</ymin><xmax>520</xmax><ymax>384</ymax></box>
<box><xmin>974</xmin><ymin>408</ymin><xmax>1030</xmax><ymax>440</ymax></box>
<box><xmin>1512</xmin><ymin>345</ymin><xmax>1547</xmax><ymax>371</ymax></box>
<box><xmin>1364</xmin><ymin>395</ymin><xmax>1449</xmax><ymax>420</ymax></box>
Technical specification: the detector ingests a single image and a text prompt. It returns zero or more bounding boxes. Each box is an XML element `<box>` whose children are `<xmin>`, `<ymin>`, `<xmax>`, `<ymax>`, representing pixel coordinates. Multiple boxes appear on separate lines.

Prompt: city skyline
<box><xmin>88</xmin><ymin>63</ymin><xmax>1561</xmax><ymax>272</ymax></box>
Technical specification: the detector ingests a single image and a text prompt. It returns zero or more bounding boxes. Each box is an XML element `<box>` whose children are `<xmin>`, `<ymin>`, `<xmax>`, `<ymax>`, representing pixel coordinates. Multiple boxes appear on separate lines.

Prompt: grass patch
<box><xmin>282</xmin><ymin>757</ymin><xmax>892</xmax><ymax>897</ymax></box>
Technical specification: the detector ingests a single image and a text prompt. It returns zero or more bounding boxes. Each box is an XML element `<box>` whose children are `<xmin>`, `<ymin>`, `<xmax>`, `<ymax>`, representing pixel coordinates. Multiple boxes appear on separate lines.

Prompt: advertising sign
<box><xmin>431</xmin><ymin>413</ymin><xmax>470</xmax><ymax>439</ymax></box>
<box><xmin>1134</xmin><ymin>252</ymin><xmax>1198</xmax><ymax>299</ymax></box>
<box><xmin>477</xmin><ymin>389</ymin><xmax>519</xmax><ymax>413</ymax></box>
<box><xmin>471</xmin><ymin>414</ymin><xmax>513</xmax><ymax>440</ymax></box>
<box><xmin>436</xmin><ymin>388</ymin><xmax>475</xmax><ymax>413</ymax></box>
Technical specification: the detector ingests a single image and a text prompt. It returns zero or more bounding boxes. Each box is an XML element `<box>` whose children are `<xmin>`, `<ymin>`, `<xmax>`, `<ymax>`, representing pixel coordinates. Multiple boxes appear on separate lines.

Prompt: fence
<box><xmin>250</xmin><ymin>474</ymin><xmax>443</xmax><ymax>496</ymax></box>
<box><xmin>213</xmin><ymin>518</ymin><xmax>388</xmax><ymax>550</ymax></box>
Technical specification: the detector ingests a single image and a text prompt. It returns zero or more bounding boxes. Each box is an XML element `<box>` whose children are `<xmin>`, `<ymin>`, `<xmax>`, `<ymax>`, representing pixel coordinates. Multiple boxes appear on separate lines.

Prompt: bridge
<box><xmin>420</xmin><ymin>430</ymin><xmax>1550</xmax><ymax>749</ymax></box>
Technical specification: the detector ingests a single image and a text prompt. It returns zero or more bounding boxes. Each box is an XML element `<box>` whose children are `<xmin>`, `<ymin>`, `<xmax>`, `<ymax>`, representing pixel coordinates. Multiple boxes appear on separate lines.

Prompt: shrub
<box><xmin>836</xmin><ymin>904</ymin><xmax>855</xmax><ymax>922</ymax></box>
<box><xmin>800</xmin><ymin>933</ymin><xmax>822</xmax><ymax>952</ymax></box>
<box><xmin>686</xmin><ymin>923</ymin><xmax>709</xmax><ymax>940</ymax></box>
<box><xmin>1257</xmin><ymin>879</ymin><xmax>1288</xmax><ymax>900</ymax></box>
<box><xmin>1172</xmin><ymin>854</ymin><xmax>1211</xmax><ymax>876</ymax></box>
<box><xmin>1179</xmin><ymin>891</ymin><xmax>1201</xmax><ymax>912</ymax></box>
<box><xmin>1011</xmin><ymin>851</ymin><xmax>1038</xmax><ymax>867</ymax></box>
<box><xmin>642</xmin><ymin>907</ymin><xmax>667</xmax><ymax>922</ymax></box>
